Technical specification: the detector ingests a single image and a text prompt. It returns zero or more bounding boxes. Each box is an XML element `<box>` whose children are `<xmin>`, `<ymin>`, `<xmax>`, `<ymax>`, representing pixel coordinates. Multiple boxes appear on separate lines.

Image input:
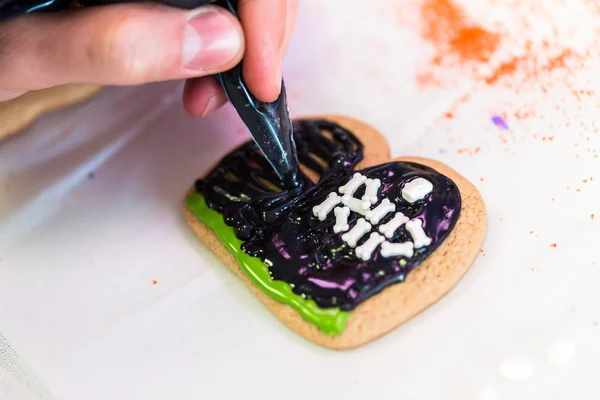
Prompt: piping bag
<box><xmin>0</xmin><ymin>0</ymin><xmax>301</xmax><ymax>188</ymax></box>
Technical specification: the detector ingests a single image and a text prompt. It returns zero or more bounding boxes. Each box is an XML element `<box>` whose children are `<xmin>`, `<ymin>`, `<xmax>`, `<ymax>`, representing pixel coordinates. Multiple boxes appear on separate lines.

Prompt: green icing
<box><xmin>186</xmin><ymin>193</ymin><xmax>349</xmax><ymax>335</ymax></box>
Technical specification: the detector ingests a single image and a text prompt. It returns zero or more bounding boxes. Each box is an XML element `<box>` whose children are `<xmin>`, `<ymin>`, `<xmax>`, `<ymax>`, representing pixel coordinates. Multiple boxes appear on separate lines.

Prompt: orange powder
<box><xmin>421</xmin><ymin>0</ymin><xmax>500</xmax><ymax>66</ymax></box>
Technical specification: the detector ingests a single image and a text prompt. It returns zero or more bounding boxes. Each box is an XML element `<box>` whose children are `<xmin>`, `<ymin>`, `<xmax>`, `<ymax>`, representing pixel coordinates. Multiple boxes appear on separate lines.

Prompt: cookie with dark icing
<box><xmin>184</xmin><ymin>115</ymin><xmax>487</xmax><ymax>349</ymax></box>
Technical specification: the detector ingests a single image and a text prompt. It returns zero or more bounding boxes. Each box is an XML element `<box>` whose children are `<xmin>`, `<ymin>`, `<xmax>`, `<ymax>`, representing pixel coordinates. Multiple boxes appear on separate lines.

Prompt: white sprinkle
<box><xmin>405</xmin><ymin>219</ymin><xmax>432</xmax><ymax>248</ymax></box>
<box><xmin>355</xmin><ymin>232</ymin><xmax>385</xmax><ymax>261</ymax></box>
<box><xmin>342</xmin><ymin>195</ymin><xmax>370</xmax><ymax>215</ymax></box>
<box><xmin>499</xmin><ymin>357</ymin><xmax>535</xmax><ymax>382</ymax></box>
<box><xmin>401</xmin><ymin>177</ymin><xmax>433</xmax><ymax>203</ymax></box>
<box><xmin>380</xmin><ymin>241</ymin><xmax>414</xmax><ymax>258</ymax></box>
<box><xmin>378</xmin><ymin>212</ymin><xmax>409</xmax><ymax>238</ymax></box>
<box><xmin>362</xmin><ymin>178</ymin><xmax>381</xmax><ymax>205</ymax></box>
<box><xmin>341</xmin><ymin>218</ymin><xmax>371</xmax><ymax>248</ymax></box>
<box><xmin>312</xmin><ymin>192</ymin><xmax>341</xmax><ymax>221</ymax></box>
<box><xmin>365</xmin><ymin>198</ymin><xmax>395</xmax><ymax>225</ymax></box>
<box><xmin>333</xmin><ymin>206</ymin><xmax>351</xmax><ymax>233</ymax></box>
<box><xmin>338</xmin><ymin>172</ymin><xmax>367</xmax><ymax>196</ymax></box>
<box><xmin>547</xmin><ymin>340</ymin><xmax>575</xmax><ymax>368</ymax></box>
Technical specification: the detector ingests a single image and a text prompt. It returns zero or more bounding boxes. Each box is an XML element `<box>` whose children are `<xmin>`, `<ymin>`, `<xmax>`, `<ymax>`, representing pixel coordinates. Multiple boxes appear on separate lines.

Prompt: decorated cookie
<box><xmin>184</xmin><ymin>116</ymin><xmax>487</xmax><ymax>349</ymax></box>
<box><xmin>0</xmin><ymin>84</ymin><xmax>102</xmax><ymax>142</ymax></box>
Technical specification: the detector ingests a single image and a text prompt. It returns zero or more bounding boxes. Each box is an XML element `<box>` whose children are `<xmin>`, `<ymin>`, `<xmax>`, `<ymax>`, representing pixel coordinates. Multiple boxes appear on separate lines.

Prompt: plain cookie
<box><xmin>0</xmin><ymin>84</ymin><xmax>102</xmax><ymax>142</ymax></box>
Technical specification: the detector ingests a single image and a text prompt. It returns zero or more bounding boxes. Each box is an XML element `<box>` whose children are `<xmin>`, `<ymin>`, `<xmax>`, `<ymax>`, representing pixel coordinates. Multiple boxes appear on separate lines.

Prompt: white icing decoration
<box><xmin>401</xmin><ymin>177</ymin><xmax>433</xmax><ymax>203</ymax></box>
<box><xmin>405</xmin><ymin>219</ymin><xmax>432</xmax><ymax>248</ymax></box>
<box><xmin>338</xmin><ymin>172</ymin><xmax>367</xmax><ymax>197</ymax></box>
<box><xmin>380</xmin><ymin>241</ymin><xmax>414</xmax><ymax>258</ymax></box>
<box><xmin>333</xmin><ymin>206</ymin><xmax>351</xmax><ymax>233</ymax></box>
<box><xmin>355</xmin><ymin>232</ymin><xmax>385</xmax><ymax>261</ymax></box>
<box><xmin>341</xmin><ymin>218</ymin><xmax>371</xmax><ymax>248</ymax></box>
<box><xmin>362</xmin><ymin>178</ymin><xmax>381</xmax><ymax>205</ymax></box>
<box><xmin>312</xmin><ymin>192</ymin><xmax>341</xmax><ymax>221</ymax></box>
<box><xmin>378</xmin><ymin>212</ymin><xmax>409</xmax><ymax>239</ymax></box>
<box><xmin>365</xmin><ymin>198</ymin><xmax>395</xmax><ymax>225</ymax></box>
<box><xmin>342</xmin><ymin>195</ymin><xmax>370</xmax><ymax>215</ymax></box>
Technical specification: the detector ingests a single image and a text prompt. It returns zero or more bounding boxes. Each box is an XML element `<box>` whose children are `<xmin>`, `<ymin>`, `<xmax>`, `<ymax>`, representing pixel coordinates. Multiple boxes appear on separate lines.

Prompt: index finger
<box><xmin>238</xmin><ymin>0</ymin><xmax>287</xmax><ymax>102</ymax></box>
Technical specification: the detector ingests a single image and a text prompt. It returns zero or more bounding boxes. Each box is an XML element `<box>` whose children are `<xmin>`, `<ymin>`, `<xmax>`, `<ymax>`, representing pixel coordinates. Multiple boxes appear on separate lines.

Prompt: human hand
<box><xmin>0</xmin><ymin>0</ymin><xmax>298</xmax><ymax>116</ymax></box>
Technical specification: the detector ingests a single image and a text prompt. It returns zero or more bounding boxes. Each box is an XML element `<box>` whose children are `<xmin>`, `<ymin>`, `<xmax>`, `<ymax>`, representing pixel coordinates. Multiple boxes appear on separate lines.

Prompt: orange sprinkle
<box><xmin>576</xmin><ymin>189</ymin><xmax>581</xmax><ymax>192</ymax></box>
<box><xmin>548</xmin><ymin>136</ymin><xmax>555</xmax><ymax>141</ymax></box>
<box><xmin>592</xmin><ymin>214</ymin><xmax>595</xmax><ymax>220</ymax></box>
<box><xmin>486</xmin><ymin>57</ymin><xmax>524</xmax><ymax>85</ymax></box>
<box><xmin>444</xmin><ymin>112</ymin><xmax>454</xmax><ymax>119</ymax></box>
<box><xmin>530</xmin><ymin>230</ymin><xmax>533</xmax><ymax>234</ymax></box>
<box><xmin>583</xmin><ymin>179</ymin><xmax>588</xmax><ymax>183</ymax></box>
<box><xmin>550</xmin><ymin>243</ymin><xmax>557</xmax><ymax>248</ymax></box>
<box><xmin>480</xmin><ymin>177</ymin><xmax>484</xmax><ymax>181</ymax></box>
<box><xmin>152</xmin><ymin>280</ymin><xmax>158</xmax><ymax>285</ymax></box>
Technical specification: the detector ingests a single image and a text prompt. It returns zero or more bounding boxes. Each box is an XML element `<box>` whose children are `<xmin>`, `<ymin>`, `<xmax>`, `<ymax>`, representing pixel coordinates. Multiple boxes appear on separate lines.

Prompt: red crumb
<box><xmin>550</xmin><ymin>243</ymin><xmax>557</xmax><ymax>248</ymax></box>
<box><xmin>152</xmin><ymin>280</ymin><xmax>158</xmax><ymax>285</ymax></box>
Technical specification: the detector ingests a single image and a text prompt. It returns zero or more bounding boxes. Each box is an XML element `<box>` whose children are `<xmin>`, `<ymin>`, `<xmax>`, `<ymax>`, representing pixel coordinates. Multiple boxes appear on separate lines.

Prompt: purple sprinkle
<box><xmin>492</xmin><ymin>115</ymin><xmax>509</xmax><ymax>130</ymax></box>
<box><xmin>438</xmin><ymin>149</ymin><xmax>447</xmax><ymax>154</ymax></box>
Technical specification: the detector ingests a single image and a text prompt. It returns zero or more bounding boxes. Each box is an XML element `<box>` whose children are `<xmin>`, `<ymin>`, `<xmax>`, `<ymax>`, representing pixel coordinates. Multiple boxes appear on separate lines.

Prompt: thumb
<box><xmin>0</xmin><ymin>4</ymin><xmax>245</xmax><ymax>92</ymax></box>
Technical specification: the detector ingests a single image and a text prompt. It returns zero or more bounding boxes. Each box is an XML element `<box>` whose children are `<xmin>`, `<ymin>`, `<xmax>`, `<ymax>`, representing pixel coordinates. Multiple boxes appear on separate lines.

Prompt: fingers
<box><xmin>281</xmin><ymin>0</ymin><xmax>299</xmax><ymax>56</ymax></box>
<box><xmin>238</xmin><ymin>0</ymin><xmax>288</xmax><ymax>102</ymax></box>
<box><xmin>0</xmin><ymin>4</ymin><xmax>245</xmax><ymax>93</ymax></box>
<box><xmin>183</xmin><ymin>77</ymin><xmax>227</xmax><ymax>117</ymax></box>
<box><xmin>183</xmin><ymin>0</ymin><xmax>298</xmax><ymax>115</ymax></box>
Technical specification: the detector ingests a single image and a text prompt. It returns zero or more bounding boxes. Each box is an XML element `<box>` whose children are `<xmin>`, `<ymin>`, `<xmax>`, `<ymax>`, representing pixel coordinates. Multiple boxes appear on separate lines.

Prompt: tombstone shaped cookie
<box><xmin>184</xmin><ymin>115</ymin><xmax>487</xmax><ymax>349</ymax></box>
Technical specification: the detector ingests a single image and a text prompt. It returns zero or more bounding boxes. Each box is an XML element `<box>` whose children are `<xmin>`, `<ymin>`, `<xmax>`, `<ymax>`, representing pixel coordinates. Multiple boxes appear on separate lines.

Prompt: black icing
<box><xmin>195</xmin><ymin>119</ymin><xmax>461</xmax><ymax>310</ymax></box>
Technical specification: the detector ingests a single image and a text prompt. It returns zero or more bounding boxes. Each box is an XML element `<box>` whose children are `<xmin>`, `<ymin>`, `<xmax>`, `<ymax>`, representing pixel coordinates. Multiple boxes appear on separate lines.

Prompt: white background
<box><xmin>1</xmin><ymin>0</ymin><xmax>600</xmax><ymax>399</ymax></box>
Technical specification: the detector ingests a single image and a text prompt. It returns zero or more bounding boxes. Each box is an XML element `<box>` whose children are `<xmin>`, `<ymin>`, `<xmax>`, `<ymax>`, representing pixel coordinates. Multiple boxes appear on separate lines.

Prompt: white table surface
<box><xmin>1</xmin><ymin>1</ymin><xmax>600</xmax><ymax>399</ymax></box>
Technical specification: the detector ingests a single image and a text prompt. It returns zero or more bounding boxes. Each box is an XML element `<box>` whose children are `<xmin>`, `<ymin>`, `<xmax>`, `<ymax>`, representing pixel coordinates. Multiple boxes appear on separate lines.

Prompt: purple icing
<box><xmin>195</xmin><ymin>119</ymin><xmax>461</xmax><ymax>311</ymax></box>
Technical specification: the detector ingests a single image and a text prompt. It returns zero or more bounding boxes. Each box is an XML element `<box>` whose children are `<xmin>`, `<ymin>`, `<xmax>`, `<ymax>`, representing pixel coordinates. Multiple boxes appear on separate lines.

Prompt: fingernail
<box><xmin>200</xmin><ymin>94</ymin><xmax>222</xmax><ymax>116</ymax></box>
<box><xmin>183</xmin><ymin>8</ymin><xmax>242</xmax><ymax>71</ymax></box>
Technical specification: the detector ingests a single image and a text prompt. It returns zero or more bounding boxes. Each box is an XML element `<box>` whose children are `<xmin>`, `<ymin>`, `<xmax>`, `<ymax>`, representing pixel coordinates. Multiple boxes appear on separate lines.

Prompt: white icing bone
<box><xmin>378</xmin><ymin>212</ymin><xmax>409</xmax><ymax>238</ymax></box>
<box><xmin>401</xmin><ymin>177</ymin><xmax>433</xmax><ymax>203</ymax></box>
<box><xmin>405</xmin><ymin>219</ymin><xmax>432</xmax><ymax>248</ymax></box>
<box><xmin>333</xmin><ymin>206</ymin><xmax>351</xmax><ymax>233</ymax></box>
<box><xmin>341</xmin><ymin>218</ymin><xmax>371</xmax><ymax>248</ymax></box>
<box><xmin>365</xmin><ymin>198</ymin><xmax>395</xmax><ymax>225</ymax></box>
<box><xmin>312</xmin><ymin>192</ymin><xmax>341</xmax><ymax>221</ymax></box>
<box><xmin>355</xmin><ymin>232</ymin><xmax>385</xmax><ymax>261</ymax></box>
<box><xmin>342</xmin><ymin>195</ymin><xmax>370</xmax><ymax>215</ymax></box>
<box><xmin>362</xmin><ymin>178</ymin><xmax>381</xmax><ymax>205</ymax></box>
<box><xmin>338</xmin><ymin>172</ymin><xmax>367</xmax><ymax>196</ymax></box>
<box><xmin>380</xmin><ymin>241</ymin><xmax>414</xmax><ymax>258</ymax></box>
